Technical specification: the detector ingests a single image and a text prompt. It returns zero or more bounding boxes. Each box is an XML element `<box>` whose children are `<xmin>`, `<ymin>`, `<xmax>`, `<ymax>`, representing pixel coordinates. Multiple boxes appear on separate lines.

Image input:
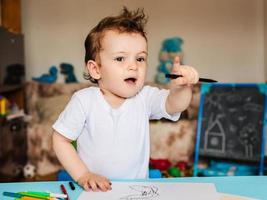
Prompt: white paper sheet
<box><xmin>78</xmin><ymin>181</ymin><xmax>220</xmax><ymax>200</ymax></box>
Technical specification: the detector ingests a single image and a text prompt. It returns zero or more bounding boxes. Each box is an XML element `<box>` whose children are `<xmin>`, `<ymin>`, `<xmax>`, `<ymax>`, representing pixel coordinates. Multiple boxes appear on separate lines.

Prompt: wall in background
<box><xmin>21</xmin><ymin>0</ymin><xmax>265</xmax><ymax>83</ymax></box>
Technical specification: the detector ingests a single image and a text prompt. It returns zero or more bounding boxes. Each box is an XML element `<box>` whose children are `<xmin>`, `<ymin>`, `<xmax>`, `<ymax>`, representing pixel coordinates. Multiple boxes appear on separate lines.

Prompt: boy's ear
<box><xmin>86</xmin><ymin>60</ymin><xmax>101</xmax><ymax>80</ymax></box>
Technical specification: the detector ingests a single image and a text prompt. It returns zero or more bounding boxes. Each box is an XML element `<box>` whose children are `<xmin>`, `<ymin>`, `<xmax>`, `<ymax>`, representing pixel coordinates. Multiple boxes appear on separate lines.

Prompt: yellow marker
<box><xmin>15</xmin><ymin>197</ymin><xmax>40</xmax><ymax>200</ymax></box>
<box><xmin>0</xmin><ymin>98</ymin><xmax>6</xmax><ymax>116</ymax></box>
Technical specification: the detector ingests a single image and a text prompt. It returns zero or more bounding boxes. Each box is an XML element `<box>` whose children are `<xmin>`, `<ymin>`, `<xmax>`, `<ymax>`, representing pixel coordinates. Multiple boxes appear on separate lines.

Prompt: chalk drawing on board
<box><xmin>194</xmin><ymin>84</ymin><xmax>267</xmax><ymax>176</ymax></box>
<box><xmin>120</xmin><ymin>185</ymin><xmax>159</xmax><ymax>200</ymax></box>
<box><xmin>204</xmin><ymin>113</ymin><xmax>226</xmax><ymax>153</ymax></box>
<box><xmin>244</xmin><ymin>103</ymin><xmax>263</xmax><ymax>113</ymax></box>
<box><xmin>238</xmin><ymin>123</ymin><xmax>259</xmax><ymax>158</ymax></box>
<box><xmin>204</xmin><ymin>92</ymin><xmax>223</xmax><ymax>110</ymax></box>
<box><xmin>198</xmin><ymin>85</ymin><xmax>265</xmax><ymax>161</ymax></box>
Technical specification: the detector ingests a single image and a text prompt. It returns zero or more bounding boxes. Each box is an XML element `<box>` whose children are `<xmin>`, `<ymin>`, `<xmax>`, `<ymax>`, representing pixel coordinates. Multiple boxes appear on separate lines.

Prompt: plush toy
<box><xmin>32</xmin><ymin>66</ymin><xmax>58</xmax><ymax>83</ymax></box>
<box><xmin>59</xmin><ymin>63</ymin><xmax>78</xmax><ymax>83</ymax></box>
<box><xmin>150</xmin><ymin>158</ymin><xmax>172</xmax><ymax>171</ymax></box>
<box><xmin>155</xmin><ymin>37</ymin><xmax>184</xmax><ymax>84</ymax></box>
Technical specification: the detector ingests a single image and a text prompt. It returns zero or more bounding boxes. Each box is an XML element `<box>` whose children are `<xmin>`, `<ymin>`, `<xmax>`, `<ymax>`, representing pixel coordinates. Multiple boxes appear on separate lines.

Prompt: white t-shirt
<box><xmin>52</xmin><ymin>85</ymin><xmax>180</xmax><ymax>179</ymax></box>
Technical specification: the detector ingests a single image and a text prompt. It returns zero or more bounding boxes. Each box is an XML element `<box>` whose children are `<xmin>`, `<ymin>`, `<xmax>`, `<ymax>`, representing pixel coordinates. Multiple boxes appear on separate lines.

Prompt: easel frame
<box><xmin>193</xmin><ymin>83</ymin><xmax>267</xmax><ymax>176</ymax></box>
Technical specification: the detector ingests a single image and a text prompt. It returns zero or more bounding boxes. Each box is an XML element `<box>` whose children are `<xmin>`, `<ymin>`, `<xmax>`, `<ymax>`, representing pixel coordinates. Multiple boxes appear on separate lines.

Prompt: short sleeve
<box><xmin>140</xmin><ymin>86</ymin><xmax>181</xmax><ymax>121</ymax></box>
<box><xmin>52</xmin><ymin>93</ymin><xmax>86</xmax><ymax>140</ymax></box>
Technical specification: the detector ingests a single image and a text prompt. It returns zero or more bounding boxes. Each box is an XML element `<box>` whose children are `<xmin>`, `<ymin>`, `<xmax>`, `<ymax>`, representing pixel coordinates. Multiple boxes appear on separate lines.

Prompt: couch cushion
<box><xmin>150</xmin><ymin>119</ymin><xmax>196</xmax><ymax>164</ymax></box>
<box><xmin>36</xmin><ymin>94</ymin><xmax>71</xmax><ymax>124</ymax></box>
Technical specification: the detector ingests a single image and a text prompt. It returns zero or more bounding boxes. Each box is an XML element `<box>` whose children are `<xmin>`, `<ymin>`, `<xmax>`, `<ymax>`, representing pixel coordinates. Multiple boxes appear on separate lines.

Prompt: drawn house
<box><xmin>204</xmin><ymin>115</ymin><xmax>226</xmax><ymax>153</ymax></box>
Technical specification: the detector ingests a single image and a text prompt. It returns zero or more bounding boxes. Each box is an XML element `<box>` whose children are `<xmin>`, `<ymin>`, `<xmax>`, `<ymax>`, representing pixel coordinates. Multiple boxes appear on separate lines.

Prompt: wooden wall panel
<box><xmin>1</xmin><ymin>0</ymin><xmax>21</xmax><ymax>33</ymax></box>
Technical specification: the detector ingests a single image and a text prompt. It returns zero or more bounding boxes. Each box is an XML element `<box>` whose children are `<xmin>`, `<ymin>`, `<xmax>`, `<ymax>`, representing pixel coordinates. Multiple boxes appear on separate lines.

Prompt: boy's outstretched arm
<box><xmin>52</xmin><ymin>131</ymin><xmax>111</xmax><ymax>191</ymax></box>
<box><xmin>166</xmin><ymin>56</ymin><xmax>199</xmax><ymax>115</ymax></box>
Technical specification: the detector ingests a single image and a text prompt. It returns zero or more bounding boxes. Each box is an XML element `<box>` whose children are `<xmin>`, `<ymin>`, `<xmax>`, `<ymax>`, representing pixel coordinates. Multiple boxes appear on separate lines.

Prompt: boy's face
<box><xmin>97</xmin><ymin>30</ymin><xmax>148</xmax><ymax>98</ymax></box>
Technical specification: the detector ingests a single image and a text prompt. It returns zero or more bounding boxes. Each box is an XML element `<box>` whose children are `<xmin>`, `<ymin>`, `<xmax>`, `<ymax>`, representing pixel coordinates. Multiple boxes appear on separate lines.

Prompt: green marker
<box><xmin>18</xmin><ymin>192</ymin><xmax>47</xmax><ymax>199</ymax></box>
<box><xmin>20</xmin><ymin>191</ymin><xmax>67</xmax><ymax>199</ymax></box>
<box><xmin>4</xmin><ymin>191</ymin><xmax>47</xmax><ymax>199</ymax></box>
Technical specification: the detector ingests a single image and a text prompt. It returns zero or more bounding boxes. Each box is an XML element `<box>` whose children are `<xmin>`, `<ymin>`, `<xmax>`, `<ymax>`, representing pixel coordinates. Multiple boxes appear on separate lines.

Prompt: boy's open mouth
<box><xmin>124</xmin><ymin>77</ymin><xmax>137</xmax><ymax>84</ymax></box>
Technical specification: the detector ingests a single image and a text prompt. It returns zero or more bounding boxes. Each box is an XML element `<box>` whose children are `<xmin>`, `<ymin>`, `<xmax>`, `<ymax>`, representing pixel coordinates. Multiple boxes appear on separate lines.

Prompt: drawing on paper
<box><xmin>120</xmin><ymin>185</ymin><xmax>159</xmax><ymax>200</ymax></box>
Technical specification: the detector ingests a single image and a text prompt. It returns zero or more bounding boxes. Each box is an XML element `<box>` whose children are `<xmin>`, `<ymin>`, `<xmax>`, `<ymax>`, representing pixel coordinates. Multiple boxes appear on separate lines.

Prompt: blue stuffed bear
<box><xmin>155</xmin><ymin>37</ymin><xmax>184</xmax><ymax>84</ymax></box>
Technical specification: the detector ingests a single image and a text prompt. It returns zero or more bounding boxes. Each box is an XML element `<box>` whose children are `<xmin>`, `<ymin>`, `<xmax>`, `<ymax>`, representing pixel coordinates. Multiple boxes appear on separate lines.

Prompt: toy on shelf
<box><xmin>59</xmin><ymin>63</ymin><xmax>78</xmax><ymax>83</ymax></box>
<box><xmin>155</xmin><ymin>37</ymin><xmax>184</xmax><ymax>84</ymax></box>
<box><xmin>168</xmin><ymin>167</ymin><xmax>181</xmax><ymax>177</ymax></box>
<box><xmin>176</xmin><ymin>161</ymin><xmax>187</xmax><ymax>171</ymax></box>
<box><xmin>197</xmin><ymin>160</ymin><xmax>259</xmax><ymax>177</ymax></box>
<box><xmin>149</xmin><ymin>169</ymin><xmax>162</xmax><ymax>178</ymax></box>
<box><xmin>150</xmin><ymin>158</ymin><xmax>172</xmax><ymax>171</ymax></box>
<box><xmin>23</xmin><ymin>163</ymin><xmax>37</xmax><ymax>179</ymax></box>
<box><xmin>32</xmin><ymin>66</ymin><xmax>58</xmax><ymax>84</ymax></box>
<box><xmin>0</xmin><ymin>96</ymin><xmax>9</xmax><ymax>117</ymax></box>
<box><xmin>149</xmin><ymin>158</ymin><xmax>192</xmax><ymax>178</ymax></box>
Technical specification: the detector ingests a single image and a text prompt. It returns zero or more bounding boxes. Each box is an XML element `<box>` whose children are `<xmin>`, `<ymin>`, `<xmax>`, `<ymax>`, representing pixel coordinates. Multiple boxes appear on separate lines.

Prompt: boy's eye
<box><xmin>115</xmin><ymin>57</ymin><xmax>124</xmax><ymax>62</ymax></box>
<box><xmin>137</xmin><ymin>57</ymin><xmax>146</xmax><ymax>62</ymax></box>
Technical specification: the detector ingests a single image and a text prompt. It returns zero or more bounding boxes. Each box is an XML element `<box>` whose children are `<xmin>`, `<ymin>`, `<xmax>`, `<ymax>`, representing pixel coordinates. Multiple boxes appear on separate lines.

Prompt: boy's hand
<box><xmin>170</xmin><ymin>56</ymin><xmax>199</xmax><ymax>86</ymax></box>
<box><xmin>77</xmin><ymin>171</ymin><xmax>112</xmax><ymax>192</ymax></box>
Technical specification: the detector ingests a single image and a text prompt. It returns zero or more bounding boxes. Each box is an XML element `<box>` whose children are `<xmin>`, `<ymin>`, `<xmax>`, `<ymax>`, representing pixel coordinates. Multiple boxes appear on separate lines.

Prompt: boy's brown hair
<box><xmin>84</xmin><ymin>7</ymin><xmax>148</xmax><ymax>83</ymax></box>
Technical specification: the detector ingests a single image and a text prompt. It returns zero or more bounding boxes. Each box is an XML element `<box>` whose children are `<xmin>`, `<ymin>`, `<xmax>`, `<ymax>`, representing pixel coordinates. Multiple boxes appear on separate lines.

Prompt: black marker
<box><xmin>165</xmin><ymin>74</ymin><xmax>217</xmax><ymax>83</ymax></box>
<box><xmin>69</xmin><ymin>181</ymin><xmax>75</xmax><ymax>190</ymax></box>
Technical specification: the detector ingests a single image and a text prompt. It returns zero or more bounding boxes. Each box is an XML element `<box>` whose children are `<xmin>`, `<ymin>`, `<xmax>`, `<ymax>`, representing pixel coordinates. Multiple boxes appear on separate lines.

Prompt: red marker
<box><xmin>60</xmin><ymin>184</ymin><xmax>70</xmax><ymax>200</ymax></box>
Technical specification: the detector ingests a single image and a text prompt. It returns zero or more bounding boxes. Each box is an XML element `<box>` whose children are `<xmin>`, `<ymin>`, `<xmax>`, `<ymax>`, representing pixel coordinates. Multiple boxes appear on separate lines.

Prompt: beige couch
<box><xmin>25</xmin><ymin>81</ymin><xmax>200</xmax><ymax>176</ymax></box>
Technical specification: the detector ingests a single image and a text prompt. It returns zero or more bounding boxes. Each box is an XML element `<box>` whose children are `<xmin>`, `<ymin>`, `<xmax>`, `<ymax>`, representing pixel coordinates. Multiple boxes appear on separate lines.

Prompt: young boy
<box><xmin>52</xmin><ymin>7</ymin><xmax>199</xmax><ymax>192</ymax></box>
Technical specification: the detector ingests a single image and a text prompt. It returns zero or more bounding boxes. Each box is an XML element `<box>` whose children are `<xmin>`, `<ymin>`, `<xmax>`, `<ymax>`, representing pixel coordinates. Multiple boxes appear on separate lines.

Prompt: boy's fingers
<box><xmin>96</xmin><ymin>182</ymin><xmax>105</xmax><ymax>191</ymax></box>
<box><xmin>89</xmin><ymin>181</ymin><xmax>99</xmax><ymax>192</ymax></box>
<box><xmin>172</xmin><ymin>56</ymin><xmax>182</xmax><ymax>76</ymax></box>
<box><xmin>185</xmin><ymin>66</ymin><xmax>199</xmax><ymax>83</ymax></box>
<box><xmin>175</xmin><ymin>66</ymin><xmax>199</xmax><ymax>84</ymax></box>
<box><xmin>97</xmin><ymin>181</ymin><xmax>110</xmax><ymax>192</ymax></box>
<box><xmin>83</xmin><ymin>181</ymin><xmax>90</xmax><ymax>191</ymax></box>
<box><xmin>104</xmin><ymin>181</ymin><xmax>112</xmax><ymax>190</ymax></box>
<box><xmin>173</xmin><ymin>76</ymin><xmax>188</xmax><ymax>85</ymax></box>
<box><xmin>79</xmin><ymin>173</ymin><xmax>111</xmax><ymax>192</ymax></box>
<box><xmin>173</xmin><ymin>56</ymin><xmax>180</xmax><ymax>65</ymax></box>
<box><xmin>99</xmin><ymin>178</ymin><xmax>112</xmax><ymax>191</ymax></box>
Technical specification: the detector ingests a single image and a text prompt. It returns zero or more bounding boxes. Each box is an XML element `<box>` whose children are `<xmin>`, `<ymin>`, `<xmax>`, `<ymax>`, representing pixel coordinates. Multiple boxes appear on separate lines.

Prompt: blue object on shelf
<box><xmin>32</xmin><ymin>66</ymin><xmax>58</xmax><ymax>83</ymax></box>
<box><xmin>198</xmin><ymin>160</ymin><xmax>258</xmax><ymax>177</ymax></box>
<box><xmin>149</xmin><ymin>169</ymin><xmax>162</xmax><ymax>178</ymax></box>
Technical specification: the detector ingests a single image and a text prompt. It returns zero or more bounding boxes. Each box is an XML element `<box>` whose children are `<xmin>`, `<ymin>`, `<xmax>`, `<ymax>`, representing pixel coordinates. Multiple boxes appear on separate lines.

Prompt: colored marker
<box><xmin>165</xmin><ymin>73</ymin><xmax>218</xmax><ymax>83</ymax></box>
<box><xmin>15</xmin><ymin>196</ymin><xmax>44</xmax><ymax>200</ymax></box>
<box><xmin>60</xmin><ymin>184</ymin><xmax>70</xmax><ymax>200</ymax></box>
<box><xmin>3</xmin><ymin>192</ymin><xmax>67</xmax><ymax>199</ymax></box>
<box><xmin>68</xmin><ymin>181</ymin><xmax>75</xmax><ymax>190</ymax></box>
<box><xmin>24</xmin><ymin>191</ymin><xmax>67</xmax><ymax>199</ymax></box>
<box><xmin>3</xmin><ymin>191</ymin><xmax>46</xmax><ymax>199</ymax></box>
<box><xmin>3</xmin><ymin>192</ymin><xmax>22</xmax><ymax>198</ymax></box>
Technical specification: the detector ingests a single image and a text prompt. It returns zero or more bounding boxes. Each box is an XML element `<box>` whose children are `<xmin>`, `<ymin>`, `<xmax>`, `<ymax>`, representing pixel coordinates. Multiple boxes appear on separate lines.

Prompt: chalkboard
<box><xmin>193</xmin><ymin>83</ymin><xmax>267</xmax><ymax>175</ymax></box>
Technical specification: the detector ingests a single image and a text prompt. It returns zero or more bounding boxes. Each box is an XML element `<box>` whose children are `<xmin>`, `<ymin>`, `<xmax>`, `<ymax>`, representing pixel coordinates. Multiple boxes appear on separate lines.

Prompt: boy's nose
<box><xmin>128</xmin><ymin>61</ymin><xmax>138</xmax><ymax>71</ymax></box>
